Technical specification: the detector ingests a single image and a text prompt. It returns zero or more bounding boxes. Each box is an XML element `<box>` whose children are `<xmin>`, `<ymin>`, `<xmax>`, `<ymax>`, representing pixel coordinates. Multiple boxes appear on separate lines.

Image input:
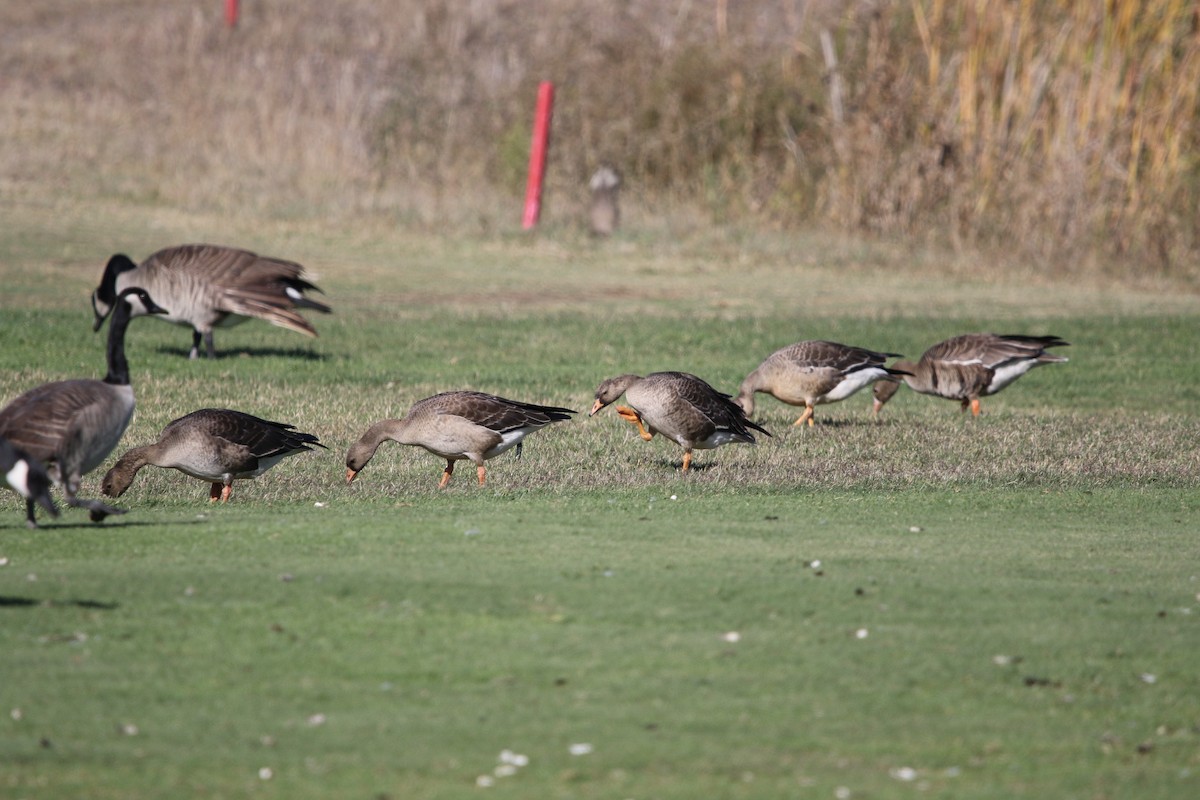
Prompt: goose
<box><xmin>2</xmin><ymin>436</ymin><xmax>59</xmax><ymax>528</ymax></box>
<box><xmin>91</xmin><ymin>243</ymin><xmax>331</xmax><ymax>359</ymax></box>
<box><xmin>734</xmin><ymin>340</ymin><xmax>911</xmax><ymax>426</ymax></box>
<box><xmin>0</xmin><ymin>287</ymin><xmax>167</xmax><ymax>522</ymax></box>
<box><xmin>590</xmin><ymin>371</ymin><xmax>771</xmax><ymax>472</ymax></box>
<box><xmin>872</xmin><ymin>333</ymin><xmax>1070</xmax><ymax>415</ymax></box>
<box><xmin>345</xmin><ymin>391</ymin><xmax>576</xmax><ymax>488</ymax></box>
<box><xmin>102</xmin><ymin>408</ymin><xmax>326</xmax><ymax>502</ymax></box>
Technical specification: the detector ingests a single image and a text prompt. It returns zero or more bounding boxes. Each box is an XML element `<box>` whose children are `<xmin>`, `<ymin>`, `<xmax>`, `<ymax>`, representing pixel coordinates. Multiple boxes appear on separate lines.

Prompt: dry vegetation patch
<box><xmin>3</xmin><ymin>1</ymin><xmax>1199</xmax><ymax>279</ymax></box>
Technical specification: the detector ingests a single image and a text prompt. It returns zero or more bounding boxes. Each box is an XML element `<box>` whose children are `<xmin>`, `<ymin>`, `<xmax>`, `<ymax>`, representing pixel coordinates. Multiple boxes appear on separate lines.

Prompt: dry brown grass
<box><xmin>2</xmin><ymin>1</ymin><xmax>1199</xmax><ymax>280</ymax></box>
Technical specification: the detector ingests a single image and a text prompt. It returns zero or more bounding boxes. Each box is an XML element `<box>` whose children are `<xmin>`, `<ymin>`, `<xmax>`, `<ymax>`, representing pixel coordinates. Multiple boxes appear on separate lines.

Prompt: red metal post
<box><xmin>225</xmin><ymin>0</ymin><xmax>239</xmax><ymax>28</ymax></box>
<box><xmin>522</xmin><ymin>82</ymin><xmax>555</xmax><ymax>229</ymax></box>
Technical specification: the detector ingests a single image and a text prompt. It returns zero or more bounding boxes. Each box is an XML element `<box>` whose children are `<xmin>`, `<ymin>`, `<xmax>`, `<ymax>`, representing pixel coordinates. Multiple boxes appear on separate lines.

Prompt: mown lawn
<box><xmin>2</xmin><ymin>209</ymin><xmax>1198</xmax><ymax>798</ymax></box>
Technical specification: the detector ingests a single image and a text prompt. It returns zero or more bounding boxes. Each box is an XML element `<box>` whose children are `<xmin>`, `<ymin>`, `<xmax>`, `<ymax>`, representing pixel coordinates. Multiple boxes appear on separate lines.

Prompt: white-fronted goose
<box><xmin>91</xmin><ymin>244</ymin><xmax>331</xmax><ymax>359</ymax></box>
<box><xmin>345</xmin><ymin>391</ymin><xmax>575</xmax><ymax>488</ymax></box>
<box><xmin>590</xmin><ymin>371</ymin><xmax>771</xmax><ymax>472</ymax></box>
<box><xmin>102</xmin><ymin>408</ymin><xmax>326</xmax><ymax>502</ymax></box>
<box><xmin>2</xmin><ymin>436</ymin><xmax>59</xmax><ymax>528</ymax></box>
<box><xmin>0</xmin><ymin>288</ymin><xmax>167</xmax><ymax>522</ymax></box>
<box><xmin>735</xmin><ymin>340</ymin><xmax>910</xmax><ymax>426</ymax></box>
<box><xmin>872</xmin><ymin>333</ymin><xmax>1070</xmax><ymax>415</ymax></box>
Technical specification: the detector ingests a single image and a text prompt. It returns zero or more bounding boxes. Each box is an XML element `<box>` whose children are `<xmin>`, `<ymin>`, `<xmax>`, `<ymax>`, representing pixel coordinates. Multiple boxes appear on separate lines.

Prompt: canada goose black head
<box><xmin>94</xmin><ymin>275</ymin><xmax>169</xmax><ymax>332</ymax></box>
<box><xmin>92</xmin><ymin>254</ymin><xmax>139</xmax><ymax>331</ymax></box>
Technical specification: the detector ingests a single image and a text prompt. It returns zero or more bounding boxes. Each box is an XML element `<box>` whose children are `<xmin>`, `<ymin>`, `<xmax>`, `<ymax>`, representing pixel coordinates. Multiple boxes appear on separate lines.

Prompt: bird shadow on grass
<box><xmin>648</xmin><ymin>458</ymin><xmax>717</xmax><ymax>473</ymax></box>
<box><xmin>0</xmin><ymin>596</ymin><xmax>119</xmax><ymax>611</ymax></box>
<box><xmin>154</xmin><ymin>345</ymin><xmax>329</xmax><ymax>361</ymax></box>
<box><xmin>0</xmin><ymin>518</ymin><xmax>208</xmax><ymax>532</ymax></box>
<box><xmin>770</xmin><ymin>417</ymin><xmax>889</xmax><ymax>431</ymax></box>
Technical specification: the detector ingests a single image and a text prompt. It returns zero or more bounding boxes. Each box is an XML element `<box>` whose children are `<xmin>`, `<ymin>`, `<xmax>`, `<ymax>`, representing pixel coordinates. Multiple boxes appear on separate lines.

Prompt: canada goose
<box><xmin>872</xmin><ymin>334</ymin><xmax>1070</xmax><ymax>415</ymax></box>
<box><xmin>0</xmin><ymin>288</ymin><xmax>167</xmax><ymax>522</ymax></box>
<box><xmin>345</xmin><ymin>391</ymin><xmax>576</xmax><ymax>488</ymax></box>
<box><xmin>91</xmin><ymin>243</ymin><xmax>331</xmax><ymax>359</ymax></box>
<box><xmin>102</xmin><ymin>408</ymin><xmax>325</xmax><ymax>502</ymax></box>
<box><xmin>1</xmin><ymin>436</ymin><xmax>59</xmax><ymax>528</ymax></box>
<box><xmin>590</xmin><ymin>371</ymin><xmax>771</xmax><ymax>472</ymax></box>
<box><xmin>734</xmin><ymin>340</ymin><xmax>911</xmax><ymax>426</ymax></box>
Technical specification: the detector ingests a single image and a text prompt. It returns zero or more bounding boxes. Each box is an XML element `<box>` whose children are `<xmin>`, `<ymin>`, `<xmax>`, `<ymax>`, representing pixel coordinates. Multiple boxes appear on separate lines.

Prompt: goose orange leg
<box><xmin>476</xmin><ymin>465</ymin><xmax>487</xmax><ymax>485</ymax></box>
<box><xmin>793</xmin><ymin>405</ymin><xmax>815</xmax><ymax>427</ymax></box>
<box><xmin>681</xmin><ymin>450</ymin><xmax>693</xmax><ymax>472</ymax></box>
<box><xmin>438</xmin><ymin>460</ymin><xmax>455</xmax><ymax>489</ymax></box>
<box><xmin>970</xmin><ymin>398</ymin><xmax>982</xmax><ymax>416</ymax></box>
<box><xmin>616</xmin><ymin>405</ymin><xmax>654</xmax><ymax>441</ymax></box>
<box><xmin>220</xmin><ymin>483</ymin><xmax>233</xmax><ymax>503</ymax></box>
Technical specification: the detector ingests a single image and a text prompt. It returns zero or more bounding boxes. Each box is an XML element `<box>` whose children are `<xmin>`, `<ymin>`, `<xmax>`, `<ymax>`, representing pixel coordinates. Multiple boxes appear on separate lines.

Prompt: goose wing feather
<box><xmin>420</xmin><ymin>391</ymin><xmax>575</xmax><ymax>434</ymax></box>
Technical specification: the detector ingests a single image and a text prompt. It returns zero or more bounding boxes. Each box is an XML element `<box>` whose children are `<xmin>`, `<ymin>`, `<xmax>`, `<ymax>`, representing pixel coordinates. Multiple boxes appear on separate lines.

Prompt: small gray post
<box><xmin>588</xmin><ymin>165</ymin><xmax>621</xmax><ymax>236</ymax></box>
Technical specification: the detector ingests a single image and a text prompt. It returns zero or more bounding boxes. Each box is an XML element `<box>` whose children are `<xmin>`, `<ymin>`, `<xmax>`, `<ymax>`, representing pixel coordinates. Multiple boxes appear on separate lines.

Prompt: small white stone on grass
<box><xmin>810</xmin><ymin>560</ymin><xmax>821</xmax><ymax>569</ymax></box>
<box><xmin>258</xmin><ymin>767</ymin><xmax>273</xmax><ymax>780</ymax></box>
<box><xmin>0</xmin><ymin>557</ymin><xmax>9</xmax><ymax>567</ymax></box>
<box><xmin>11</xmin><ymin>708</ymin><xmax>22</xmax><ymax>721</ymax></box>
<box><xmin>992</xmin><ymin>654</ymin><xmax>1013</xmax><ymax>666</ymax></box>
<box><xmin>475</xmin><ymin>775</ymin><xmax>494</xmax><ymax>787</ymax></box>
<box><xmin>568</xmin><ymin>742</ymin><xmax>593</xmax><ymax>756</ymax></box>
<box><xmin>890</xmin><ymin>766</ymin><xmax>917</xmax><ymax>781</ymax></box>
<box><xmin>855</xmin><ymin>628</ymin><xmax>869</xmax><ymax>639</ymax></box>
<box><xmin>1140</xmin><ymin>673</ymin><xmax>1157</xmax><ymax>684</ymax></box>
<box><xmin>722</xmin><ymin>631</ymin><xmax>741</xmax><ymax>643</ymax></box>
<box><xmin>498</xmin><ymin>750</ymin><xmax>529</xmax><ymax>767</ymax></box>
<box><xmin>494</xmin><ymin>764</ymin><xmax>517</xmax><ymax>777</ymax></box>
<box><xmin>669</xmin><ymin>494</ymin><xmax>677</xmax><ymax>500</ymax></box>
<box><xmin>835</xmin><ymin>787</ymin><xmax>852</xmax><ymax>799</ymax></box>
<box><xmin>314</xmin><ymin>502</ymin><xmax>326</xmax><ymax>508</ymax></box>
<box><xmin>909</xmin><ymin>526</ymin><xmax>923</xmax><ymax>533</ymax></box>
<box><xmin>306</xmin><ymin>713</ymin><xmax>327</xmax><ymax>726</ymax></box>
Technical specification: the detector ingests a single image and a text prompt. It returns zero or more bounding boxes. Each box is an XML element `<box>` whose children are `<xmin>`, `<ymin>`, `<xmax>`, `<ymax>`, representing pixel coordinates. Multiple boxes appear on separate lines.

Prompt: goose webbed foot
<box><xmin>616</xmin><ymin>406</ymin><xmax>654</xmax><ymax>441</ymax></box>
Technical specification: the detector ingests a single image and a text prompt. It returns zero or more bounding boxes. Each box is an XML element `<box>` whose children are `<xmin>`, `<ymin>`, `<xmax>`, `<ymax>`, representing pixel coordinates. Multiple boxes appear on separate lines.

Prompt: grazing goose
<box><xmin>345</xmin><ymin>391</ymin><xmax>576</xmax><ymax>488</ymax></box>
<box><xmin>590</xmin><ymin>371</ymin><xmax>771</xmax><ymax>472</ymax></box>
<box><xmin>872</xmin><ymin>333</ymin><xmax>1070</xmax><ymax>415</ymax></box>
<box><xmin>0</xmin><ymin>288</ymin><xmax>167</xmax><ymax>522</ymax></box>
<box><xmin>102</xmin><ymin>409</ymin><xmax>326</xmax><ymax>503</ymax></box>
<box><xmin>1</xmin><ymin>436</ymin><xmax>59</xmax><ymax>528</ymax></box>
<box><xmin>91</xmin><ymin>243</ymin><xmax>331</xmax><ymax>359</ymax></box>
<box><xmin>734</xmin><ymin>340</ymin><xmax>911</xmax><ymax>426</ymax></box>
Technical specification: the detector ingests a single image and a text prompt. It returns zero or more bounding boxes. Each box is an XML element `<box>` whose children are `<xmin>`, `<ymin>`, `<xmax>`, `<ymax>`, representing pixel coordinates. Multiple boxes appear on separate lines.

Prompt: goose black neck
<box><xmin>103</xmin><ymin>300</ymin><xmax>134</xmax><ymax>386</ymax></box>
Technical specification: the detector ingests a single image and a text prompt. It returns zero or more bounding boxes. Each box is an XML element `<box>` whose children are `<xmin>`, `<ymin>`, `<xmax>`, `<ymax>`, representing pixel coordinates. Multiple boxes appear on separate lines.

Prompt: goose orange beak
<box><xmin>345</xmin><ymin>468</ymin><xmax>358</xmax><ymax>484</ymax></box>
<box><xmin>589</xmin><ymin>399</ymin><xmax>604</xmax><ymax>416</ymax></box>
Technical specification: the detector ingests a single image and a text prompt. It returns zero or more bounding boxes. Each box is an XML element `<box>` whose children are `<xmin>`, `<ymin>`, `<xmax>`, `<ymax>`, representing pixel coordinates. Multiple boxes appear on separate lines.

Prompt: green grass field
<box><xmin>2</xmin><ymin>203</ymin><xmax>1199</xmax><ymax>799</ymax></box>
